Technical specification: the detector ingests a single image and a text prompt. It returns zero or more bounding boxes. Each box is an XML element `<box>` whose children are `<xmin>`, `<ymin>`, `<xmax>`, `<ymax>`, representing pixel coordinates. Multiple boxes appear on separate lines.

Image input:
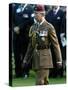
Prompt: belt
<box><xmin>37</xmin><ymin>45</ymin><xmax>49</xmax><ymax>50</ymax></box>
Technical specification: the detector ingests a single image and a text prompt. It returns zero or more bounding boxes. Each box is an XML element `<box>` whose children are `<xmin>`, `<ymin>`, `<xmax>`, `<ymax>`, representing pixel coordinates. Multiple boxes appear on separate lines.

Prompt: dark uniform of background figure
<box><xmin>12</xmin><ymin>3</ymin><xmax>34</xmax><ymax>78</ymax></box>
<box><xmin>60</xmin><ymin>6</ymin><xmax>66</xmax><ymax>77</ymax></box>
<box><xmin>46</xmin><ymin>6</ymin><xmax>65</xmax><ymax>77</ymax></box>
<box><xmin>20</xmin><ymin>4</ymin><xmax>34</xmax><ymax>78</ymax></box>
<box><xmin>12</xmin><ymin>3</ymin><xmax>22</xmax><ymax>78</ymax></box>
<box><xmin>23</xmin><ymin>5</ymin><xmax>62</xmax><ymax>85</ymax></box>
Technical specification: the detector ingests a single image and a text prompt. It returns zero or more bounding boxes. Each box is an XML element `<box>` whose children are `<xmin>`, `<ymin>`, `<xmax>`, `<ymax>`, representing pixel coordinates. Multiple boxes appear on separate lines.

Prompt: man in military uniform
<box><xmin>23</xmin><ymin>5</ymin><xmax>62</xmax><ymax>85</ymax></box>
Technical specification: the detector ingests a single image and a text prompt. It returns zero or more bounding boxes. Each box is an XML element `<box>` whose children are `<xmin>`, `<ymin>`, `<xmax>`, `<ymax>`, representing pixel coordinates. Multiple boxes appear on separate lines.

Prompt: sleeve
<box><xmin>23</xmin><ymin>26</ymin><xmax>34</xmax><ymax>63</ymax></box>
<box><xmin>29</xmin><ymin>25</ymin><xmax>37</xmax><ymax>48</ymax></box>
<box><xmin>49</xmin><ymin>24</ymin><xmax>62</xmax><ymax>63</ymax></box>
<box><xmin>29</xmin><ymin>26</ymin><xmax>33</xmax><ymax>37</ymax></box>
<box><xmin>23</xmin><ymin>42</ymin><xmax>33</xmax><ymax>62</ymax></box>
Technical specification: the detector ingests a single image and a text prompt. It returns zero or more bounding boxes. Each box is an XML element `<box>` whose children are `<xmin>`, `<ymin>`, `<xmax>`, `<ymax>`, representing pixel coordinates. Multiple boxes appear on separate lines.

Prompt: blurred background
<box><xmin>9</xmin><ymin>3</ymin><xmax>66</xmax><ymax>86</ymax></box>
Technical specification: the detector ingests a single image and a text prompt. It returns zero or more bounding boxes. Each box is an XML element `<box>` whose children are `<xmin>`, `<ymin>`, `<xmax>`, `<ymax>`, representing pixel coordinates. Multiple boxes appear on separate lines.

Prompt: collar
<box><xmin>54</xmin><ymin>7</ymin><xmax>60</xmax><ymax>15</ymax></box>
<box><xmin>34</xmin><ymin>18</ymin><xmax>37</xmax><ymax>24</ymax></box>
<box><xmin>34</xmin><ymin>17</ymin><xmax>45</xmax><ymax>26</ymax></box>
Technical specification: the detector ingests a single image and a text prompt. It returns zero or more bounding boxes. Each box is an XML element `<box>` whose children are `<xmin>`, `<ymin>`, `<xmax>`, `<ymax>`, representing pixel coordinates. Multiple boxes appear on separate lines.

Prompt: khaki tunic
<box><xmin>26</xmin><ymin>20</ymin><xmax>62</xmax><ymax>70</ymax></box>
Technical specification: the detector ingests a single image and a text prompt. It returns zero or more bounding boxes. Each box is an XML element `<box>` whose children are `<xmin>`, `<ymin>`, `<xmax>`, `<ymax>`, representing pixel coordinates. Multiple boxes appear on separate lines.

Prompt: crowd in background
<box><xmin>9</xmin><ymin>3</ymin><xmax>66</xmax><ymax>78</ymax></box>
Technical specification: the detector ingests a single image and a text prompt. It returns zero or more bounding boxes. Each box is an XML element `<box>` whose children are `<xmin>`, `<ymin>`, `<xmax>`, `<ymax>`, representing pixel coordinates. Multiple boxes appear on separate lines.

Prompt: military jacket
<box><xmin>27</xmin><ymin>20</ymin><xmax>62</xmax><ymax>69</ymax></box>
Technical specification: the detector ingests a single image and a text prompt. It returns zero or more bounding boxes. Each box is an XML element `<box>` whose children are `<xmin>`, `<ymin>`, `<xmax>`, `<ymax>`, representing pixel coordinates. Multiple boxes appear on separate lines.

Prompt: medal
<box><xmin>41</xmin><ymin>37</ymin><xmax>45</xmax><ymax>41</ymax></box>
<box><xmin>39</xmin><ymin>30</ymin><xmax>48</xmax><ymax>36</ymax></box>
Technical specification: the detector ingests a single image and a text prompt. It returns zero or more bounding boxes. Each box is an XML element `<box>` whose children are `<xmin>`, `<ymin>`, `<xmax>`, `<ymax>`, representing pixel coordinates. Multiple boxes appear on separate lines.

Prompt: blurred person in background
<box><xmin>12</xmin><ymin>3</ymin><xmax>34</xmax><ymax>78</ymax></box>
<box><xmin>46</xmin><ymin>6</ymin><xmax>66</xmax><ymax>77</ymax></box>
<box><xmin>60</xmin><ymin>6</ymin><xmax>66</xmax><ymax>77</ymax></box>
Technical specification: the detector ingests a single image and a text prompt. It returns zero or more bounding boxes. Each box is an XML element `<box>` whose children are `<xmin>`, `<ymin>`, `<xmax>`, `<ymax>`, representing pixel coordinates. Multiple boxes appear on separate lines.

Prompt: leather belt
<box><xmin>37</xmin><ymin>45</ymin><xmax>49</xmax><ymax>50</ymax></box>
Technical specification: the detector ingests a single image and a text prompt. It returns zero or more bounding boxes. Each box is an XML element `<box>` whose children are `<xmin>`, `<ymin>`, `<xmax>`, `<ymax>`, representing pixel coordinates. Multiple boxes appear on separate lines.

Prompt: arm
<box><xmin>23</xmin><ymin>26</ymin><xmax>34</xmax><ymax>64</ymax></box>
<box><xmin>49</xmin><ymin>24</ymin><xmax>62</xmax><ymax>65</ymax></box>
<box><xmin>23</xmin><ymin>41</ymin><xmax>33</xmax><ymax>63</ymax></box>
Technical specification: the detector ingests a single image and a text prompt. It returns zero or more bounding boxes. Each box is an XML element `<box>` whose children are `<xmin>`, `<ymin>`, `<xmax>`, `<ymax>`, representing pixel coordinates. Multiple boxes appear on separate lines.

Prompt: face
<box><xmin>60</xmin><ymin>6</ymin><xmax>66</xmax><ymax>12</ymax></box>
<box><xmin>52</xmin><ymin>6</ymin><xmax>59</xmax><ymax>11</ymax></box>
<box><xmin>34</xmin><ymin>12</ymin><xmax>42</xmax><ymax>22</ymax></box>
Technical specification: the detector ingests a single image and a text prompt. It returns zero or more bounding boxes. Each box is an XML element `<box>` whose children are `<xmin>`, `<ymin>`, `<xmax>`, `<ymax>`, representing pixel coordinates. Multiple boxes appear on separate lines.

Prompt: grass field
<box><xmin>12</xmin><ymin>71</ymin><xmax>66</xmax><ymax>87</ymax></box>
<box><xmin>12</xmin><ymin>55</ymin><xmax>66</xmax><ymax>87</ymax></box>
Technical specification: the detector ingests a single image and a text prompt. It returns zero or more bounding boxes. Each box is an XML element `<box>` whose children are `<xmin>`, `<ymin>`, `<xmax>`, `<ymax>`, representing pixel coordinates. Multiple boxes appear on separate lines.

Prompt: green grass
<box><xmin>12</xmin><ymin>70</ymin><xmax>66</xmax><ymax>87</ymax></box>
<box><xmin>12</xmin><ymin>77</ymin><xmax>66</xmax><ymax>87</ymax></box>
<box><xmin>12</xmin><ymin>54</ymin><xmax>66</xmax><ymax>87</ymax></box>
<box><xmin>12</xmin><ymin>77</ymin><xmax>35</xmax><ymax>87</ymax></box>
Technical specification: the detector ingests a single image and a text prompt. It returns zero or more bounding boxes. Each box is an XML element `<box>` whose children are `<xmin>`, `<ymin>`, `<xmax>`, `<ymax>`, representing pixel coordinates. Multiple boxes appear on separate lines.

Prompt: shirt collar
<box><xmin>54</xmin><ymin>7</ymin><xmax>60</xmax><ymax>15</ymax></box>
<box><xmin>39</xmin><ymin>17</ymin><xmax>45</xmax><ymax>25</ymax></box>
<box><xmin>34</xmin><ymin>17</ymin><xmax>45</xmax><ymax>26</ymax></box>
